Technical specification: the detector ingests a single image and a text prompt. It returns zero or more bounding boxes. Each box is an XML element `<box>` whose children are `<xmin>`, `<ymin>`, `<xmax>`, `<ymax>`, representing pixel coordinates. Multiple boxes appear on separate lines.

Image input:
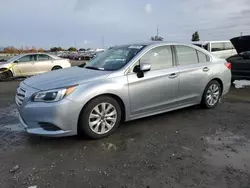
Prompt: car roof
<box><xmin>113</xmin><ymin>41</ymin><xmax>198</xmax><ymax>48</ymax></box>
<box><xmin>191</xmin><ymin>40</ymin><xmax>231</xmax><ymax>45</ymax></box>
<box><xmin>19</xmin><ymin>52</ymin><xmax>50</xmax><ymax>56</ymax></box>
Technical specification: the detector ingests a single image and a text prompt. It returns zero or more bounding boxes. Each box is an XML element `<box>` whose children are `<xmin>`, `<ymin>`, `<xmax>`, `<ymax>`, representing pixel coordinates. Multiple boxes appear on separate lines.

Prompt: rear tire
<box><xmin>201</xmin><ymin>80</ymin><xmax>222</xmax><ymax>109</ymax></box>
<box><xmin>51</xmin><ymin>66</ymin><xmax>62</xmax><ymax>71</ymax></box>
<box><xmin>0</xmin><ymin>69</ymin><xmax>13</xmax><ymax>81</ymax></box>
<box><xmin>78</xmin><ymin>96</ymin><xmax>121</xmax><ymax>139</ymax></box>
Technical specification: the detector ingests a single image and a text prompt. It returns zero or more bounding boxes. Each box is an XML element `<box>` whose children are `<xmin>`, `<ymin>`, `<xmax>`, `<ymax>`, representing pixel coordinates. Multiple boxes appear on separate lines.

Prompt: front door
<box><xmin>13</xmin><ymin>55</ymin><xmax>37</xmax><ymax>77</ymax></box>
<box><xmin>127</xmin><ymin>45</ymin><xmax>179</xmax><ymax>117</ymax></box>
<box><xmin>174</xmin><ymin>45</ymin><xmax>212</xmax><ymax>104</ymax></box>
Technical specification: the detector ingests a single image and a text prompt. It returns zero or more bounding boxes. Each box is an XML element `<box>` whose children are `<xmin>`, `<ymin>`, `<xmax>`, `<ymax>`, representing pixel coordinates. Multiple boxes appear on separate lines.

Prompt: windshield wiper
<box><xmin>85</xmin><ymin>66</ymin><xmax>104</xmax><ymax>71</ymax></box>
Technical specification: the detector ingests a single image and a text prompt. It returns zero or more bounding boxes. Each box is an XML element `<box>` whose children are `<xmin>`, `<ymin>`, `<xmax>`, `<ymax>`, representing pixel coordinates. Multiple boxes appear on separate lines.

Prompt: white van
<box><xmin>192</xmin><ymin>41</ymin><xmax>237</xmax><ymax>59</ymax></box>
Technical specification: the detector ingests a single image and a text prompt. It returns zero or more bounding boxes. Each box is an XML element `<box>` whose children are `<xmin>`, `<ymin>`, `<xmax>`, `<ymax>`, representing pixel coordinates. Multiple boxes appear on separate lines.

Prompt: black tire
<box><xmin>78</xmin><ymin>96</ymin><xmax>122</xmax><ymax>139</ymax></box>
<box><xmin>200</xmin><ymin>80</ymin><xmax>222</xmax><ymax>109</ymax></box>
<box><xmin>51</xmin><ymin>66</ymin><xmax>62</xmax><ymax>71</ymax></box>
<box><xmin>0</xmin><ymin>69</ymin><xmax>13</xmax><ymax>81</ymax></box>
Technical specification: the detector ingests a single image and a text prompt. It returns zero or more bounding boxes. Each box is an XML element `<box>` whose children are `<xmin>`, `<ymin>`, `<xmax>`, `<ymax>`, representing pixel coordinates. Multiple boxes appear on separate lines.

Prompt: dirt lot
<box><xmin>0</xmin><ymin>79</ymin><xmax>250</xmax><ymax>188</ymax></box>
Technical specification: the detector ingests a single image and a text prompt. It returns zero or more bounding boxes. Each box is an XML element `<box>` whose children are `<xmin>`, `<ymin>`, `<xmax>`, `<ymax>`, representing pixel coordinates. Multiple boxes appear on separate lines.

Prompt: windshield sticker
<box><xmin>128</xmin><ymin>45</ymin><xmax>143</xmax><ymax>49</ymax></box>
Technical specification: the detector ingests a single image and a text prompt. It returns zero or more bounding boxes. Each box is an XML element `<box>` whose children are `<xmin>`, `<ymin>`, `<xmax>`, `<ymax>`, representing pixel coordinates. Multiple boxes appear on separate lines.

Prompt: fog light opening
<box><xmin>39</xmin><ymin>122</ymin><xmax>61</xmax><ymax>131</ymax></box>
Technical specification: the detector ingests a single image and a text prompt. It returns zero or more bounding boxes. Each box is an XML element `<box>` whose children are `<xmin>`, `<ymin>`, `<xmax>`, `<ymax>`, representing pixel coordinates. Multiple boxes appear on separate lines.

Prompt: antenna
<box><xmin>156</xmin><ymin>26</ymin><xmax>159</xmax><ymax>37</ymax></box>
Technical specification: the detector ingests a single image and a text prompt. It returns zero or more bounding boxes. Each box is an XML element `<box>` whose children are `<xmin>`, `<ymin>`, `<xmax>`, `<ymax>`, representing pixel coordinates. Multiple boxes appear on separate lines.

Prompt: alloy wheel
<box><xmin>89</xmin><ymin>103</ymin><xmax>117</xmax><ymax>134</ymax></box>
<box><xmin>206</xmin><ymin>84</ymin><xmax>220</xmax><ymax>106</ymax></box>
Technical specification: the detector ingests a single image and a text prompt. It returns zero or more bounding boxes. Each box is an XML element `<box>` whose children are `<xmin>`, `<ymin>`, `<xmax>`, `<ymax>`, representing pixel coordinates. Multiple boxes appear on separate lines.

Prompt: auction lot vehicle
<box><xmin>226</xmin><ymin>36</ymin><xmax>250</xmax><ymax>81</ymax></box>
<box><xmin>0</xmin><ymin>53</ymin><xmax>71</xmax><ymax>81</ymax></box>
<box><xmin>192</xmin><ymin>41</ymin><xmax>237</xmax><ymax>59</ymax></box>
<box><xmin>16</xmin><ymin>42</ymin><xmax>231</xmax><ymax>139</ymax></box>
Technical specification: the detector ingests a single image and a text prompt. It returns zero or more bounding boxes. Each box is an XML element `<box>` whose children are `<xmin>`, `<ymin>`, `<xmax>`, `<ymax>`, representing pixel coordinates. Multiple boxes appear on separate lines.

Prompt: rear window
<box><xmin>197</xmin><ymin>50</ymin><xmax>210</xmax><ymax>62</ymax></box>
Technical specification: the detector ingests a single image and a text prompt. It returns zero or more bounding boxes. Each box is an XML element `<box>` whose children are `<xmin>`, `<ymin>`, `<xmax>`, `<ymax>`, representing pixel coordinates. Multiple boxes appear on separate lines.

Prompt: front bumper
<box><xmin>16</xmin><ymin>82</ymin><xmax>83</xmax><ymax>137</ymax></box>
<box><xmin>19</xmin><ymin>115</ymin><xmax>73</xmax><ymax>137</ymax></box>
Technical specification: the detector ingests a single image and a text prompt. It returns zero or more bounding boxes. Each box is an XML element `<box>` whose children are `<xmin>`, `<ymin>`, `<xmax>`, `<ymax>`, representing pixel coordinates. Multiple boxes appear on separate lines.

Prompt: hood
<box><xmin>24</xmin><ymin>66</ymin><xmax>111</xmax><ymax>90</ymax></box>
<box><xmin>230</xmin><ymin>35</ymin><xmax>250</xmax><ymax>54</ymax></box>
<box><xmin>0</xmin><ymin>61</ymin><xmax>10</xmax><ymax>67</ymax></box>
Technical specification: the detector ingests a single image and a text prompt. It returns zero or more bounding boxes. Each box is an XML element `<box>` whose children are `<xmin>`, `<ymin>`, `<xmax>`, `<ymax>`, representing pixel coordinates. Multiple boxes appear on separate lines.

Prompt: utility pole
<box><xmin>101</xmin><ymin>36</ymin><xmax>104</xmax><ymax>49</ymax></box>
<box><xmin>156</xmin><ymin>26</ymin><xmax>159</xmax><ymax>37</ymax></box>
<box><xmin>241</xmin><ymin>32</ymin><xmax>243</xmax><ymax>36</ymax></box>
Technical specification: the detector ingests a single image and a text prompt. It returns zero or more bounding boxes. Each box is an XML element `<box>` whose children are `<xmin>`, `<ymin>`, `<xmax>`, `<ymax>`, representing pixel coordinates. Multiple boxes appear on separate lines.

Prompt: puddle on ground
<box><xmin>204</xmin><ymin>130</ymin><xmax>250</xmax><ymax>170</ymax></box>
<box><xmin>234</xmin><ymin>80</ymin><xmax>250</xmax><ymax>89</ymax></box>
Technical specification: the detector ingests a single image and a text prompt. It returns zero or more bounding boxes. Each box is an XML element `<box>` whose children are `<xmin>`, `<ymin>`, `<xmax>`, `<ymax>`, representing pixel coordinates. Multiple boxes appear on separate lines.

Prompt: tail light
<box><xmin>224</xmin><ymin>62</ymin><xmax>231</xmax><ymax>69</ymax></box>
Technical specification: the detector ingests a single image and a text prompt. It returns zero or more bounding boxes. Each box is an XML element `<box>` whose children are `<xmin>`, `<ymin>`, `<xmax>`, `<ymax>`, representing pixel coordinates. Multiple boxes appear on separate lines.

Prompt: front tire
<box><xmin>0</xmin><ymin>69</ymin><xmax>13</xmax><ymax>81</ymax></box>
<box><xmin>78</xmin><ymin>96</ymin><xmax>122</xmax><ymax>139</ymax></box>
<box><xmin>201</xmin><ymin>80</ymin><xmax>222</xmax><ymax>109</ymax></box>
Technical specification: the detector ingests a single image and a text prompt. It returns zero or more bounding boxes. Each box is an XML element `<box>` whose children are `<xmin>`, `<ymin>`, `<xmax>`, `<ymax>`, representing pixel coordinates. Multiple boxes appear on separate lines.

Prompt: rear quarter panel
<box><xmin>211</xmin><ymin>59</ymin><xmax>231</xmax><ymax>95</ymax></box>
<box><xmin>53</xmin><ymin>59</ymin><xmax>71</xmax><ymax>68</ymax></box>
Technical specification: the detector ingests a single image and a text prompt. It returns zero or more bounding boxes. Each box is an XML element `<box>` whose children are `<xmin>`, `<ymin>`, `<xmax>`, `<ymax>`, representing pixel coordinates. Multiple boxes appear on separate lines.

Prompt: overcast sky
<box><xmin>1</xmin><ymin>0</ymin><xmax>250</xmax><ymax>49</ymax></box>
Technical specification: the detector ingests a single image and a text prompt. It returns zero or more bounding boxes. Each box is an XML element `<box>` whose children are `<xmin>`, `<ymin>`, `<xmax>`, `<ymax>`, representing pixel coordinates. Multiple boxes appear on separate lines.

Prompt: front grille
<box><xmin>16</xmin><ymin>87</ymin><xmax>26</xmax><ymax>107</ymax></box>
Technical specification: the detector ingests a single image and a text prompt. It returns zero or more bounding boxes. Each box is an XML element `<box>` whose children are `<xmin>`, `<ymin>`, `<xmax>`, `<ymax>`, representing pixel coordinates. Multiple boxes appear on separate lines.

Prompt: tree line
<box><xmin>1</xmin><ymin>31</ymin><xmax>200</xmax><ymax>53</ymax></box>
<box><xmin>1</xmin><ymin>46</ymin><xmax>80</xmax><ymax>54</ymax></box>
<box><xmin>2</xmin><ymin>46</ymin><xmax>45</xmax><ymax>54</ymax></box>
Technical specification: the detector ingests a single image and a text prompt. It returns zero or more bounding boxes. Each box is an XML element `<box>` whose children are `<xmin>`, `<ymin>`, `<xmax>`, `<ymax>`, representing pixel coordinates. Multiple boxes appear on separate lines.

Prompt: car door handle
<box><xmin>169</xmin><ymin>73</ymin><xmax>178</xmax><ymax>79</ymax></box>
<box><xmin>203</xmin><ymin>67</ymin><xmax>210</xmax><ymax>72</ymax></box>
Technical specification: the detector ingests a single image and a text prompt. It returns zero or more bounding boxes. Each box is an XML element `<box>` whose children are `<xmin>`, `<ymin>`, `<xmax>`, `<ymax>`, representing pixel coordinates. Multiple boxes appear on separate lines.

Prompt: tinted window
<box><xmin>38</xmin><ymin>54</ymin><xmax>51</xmax><ymax>61</ymax></box>
<box><xmin>18</xmin><ymin>55</ymin><xmax>36</xmax><ymax>62</ymax></box>
<box><xmin>140</xmin><ymin>46</ymin><xmax>173</xmax><ymax>70</ymax></box>
<box><xmin>175</xmin><ymin>45</ymin><xmax>198</xmax><ymax>65</ymax></box>
<box><xmin>197</xmin><ymin>50</ymin><xmax>210</xmax><ymax>62</ymax></box>
<box><xmin>211</xmin><ymin>42</ymin><xmax>234</xmax><ymax>52</ymax></box>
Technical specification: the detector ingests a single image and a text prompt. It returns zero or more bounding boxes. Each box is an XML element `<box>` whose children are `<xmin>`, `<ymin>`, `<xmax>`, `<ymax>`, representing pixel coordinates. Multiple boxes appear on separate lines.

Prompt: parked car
<box><xmin>192</xmin><ymin>40</ymin><xmax>237</xmax><ymax>59</ymax></box>
<box><xmin>0</xmin><ymin>53</ymin><xmax>71</xmax><ymax>81</ymax></box>
<box><xmin>16</xmin><ymin>42</ymin><xmax>231</xmax><ymax>139</ymax></box>
<box><xmin>226</xmin><ymin>36</ymin><xmax>250</xmax><ymax>82</ymax></box>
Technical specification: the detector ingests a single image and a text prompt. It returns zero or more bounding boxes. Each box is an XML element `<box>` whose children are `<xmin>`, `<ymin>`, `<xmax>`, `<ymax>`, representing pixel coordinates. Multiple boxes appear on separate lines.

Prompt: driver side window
<box><xmin>129</xmin><ymin>45</ymin><xmax>173</xmax><ymax>73</ymax></box>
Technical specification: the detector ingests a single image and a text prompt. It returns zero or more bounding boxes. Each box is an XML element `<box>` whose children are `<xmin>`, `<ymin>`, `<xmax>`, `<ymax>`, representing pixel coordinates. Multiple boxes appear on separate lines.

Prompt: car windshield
<box><xmin>85</xmin><ymin>45</ymin><xmax>146</xmax><ymax>71</ymax></box>
<box><xmin>7</xmin><ymin>55</ymin><xmax>22</xmax><ymax>63</ymax></box>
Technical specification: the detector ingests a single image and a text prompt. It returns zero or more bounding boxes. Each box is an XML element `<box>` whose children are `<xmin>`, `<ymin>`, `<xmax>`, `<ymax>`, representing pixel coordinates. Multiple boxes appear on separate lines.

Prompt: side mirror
<box><xmin>133</xmin><ymin>63</ymin><xmax>151</xmax><ymax>78</ymax></box>
<box><xmin>14</xmin><ymin>60</ymin><xmax>19</xmax><ymax>63</ymax></box>
<box><xmin>140</xmin><ymin>63</ymin><xmax>151</xmax><ymax>72</ymax></box>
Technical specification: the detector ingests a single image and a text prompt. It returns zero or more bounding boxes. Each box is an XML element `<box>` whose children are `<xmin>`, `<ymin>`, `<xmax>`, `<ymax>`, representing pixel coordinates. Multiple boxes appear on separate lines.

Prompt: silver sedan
<box><xmin>16</xmin><ymin>42</ymin><xmax>231</xmax><ymax>139</ymax></box>
<box><xmin>0</xmin><ymin>53</ymin><xmax>71</xmax><ymax>81</ymax></box>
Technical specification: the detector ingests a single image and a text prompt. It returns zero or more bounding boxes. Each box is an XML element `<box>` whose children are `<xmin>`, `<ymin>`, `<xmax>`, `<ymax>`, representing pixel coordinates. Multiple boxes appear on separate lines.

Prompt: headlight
<box><xmin>33</xmin><ymin>86</ymin><xmax>77</xmax><ymax>102</ymax></box>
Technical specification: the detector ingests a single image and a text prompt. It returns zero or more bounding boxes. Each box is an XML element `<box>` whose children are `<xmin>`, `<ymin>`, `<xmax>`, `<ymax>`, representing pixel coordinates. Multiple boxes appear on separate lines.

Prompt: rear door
<box><xmin>34</xmin><ymin>54</ymin><xmax>53</xmax><ymax>74</ymax></box>
<box><xmin>174</xmin><ymin>45</ymin><xmax>213</xmax><ymax>104</ymax></box>
<box><xmin>13</xmin><ymin>55</ymin><xmax>36</xmax><ymax>76</ymax></box>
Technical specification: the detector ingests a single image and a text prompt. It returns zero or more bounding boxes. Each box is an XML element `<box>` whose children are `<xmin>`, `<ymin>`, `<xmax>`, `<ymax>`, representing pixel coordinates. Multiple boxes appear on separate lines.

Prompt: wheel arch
<box><xmin>209</xmin><ymin>78</ymin><xmax>223</xmax><ymax>93</ymax></box>
<box><xmin>51</xmin><ymin>65</ymin><xmax>62</xmax><ymax>70</ymax></box>
<box><xmin>77</xmin><ymin>93</ymin><xmax>126</xmax><ymax>132</ymax></box>
<box><xmin>0</xmin><ymin>68</ymin><xmax>13</xmax><ymax>77</ymax></box>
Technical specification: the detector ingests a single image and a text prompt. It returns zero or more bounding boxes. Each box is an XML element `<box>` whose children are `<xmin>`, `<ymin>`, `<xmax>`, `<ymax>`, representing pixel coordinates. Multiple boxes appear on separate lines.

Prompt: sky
<box><xmin>0</xmin><ymin>0</ymin><xmax>250</xmax><ymax>49</ymax></box>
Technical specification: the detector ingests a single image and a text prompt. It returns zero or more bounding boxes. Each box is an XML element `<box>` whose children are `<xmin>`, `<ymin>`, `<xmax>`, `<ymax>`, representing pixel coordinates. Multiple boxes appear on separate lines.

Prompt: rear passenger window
<box><xmin>175</xmin><ymin>45</ymin><xmax>198</xmax><ymax>65</ymax></box>
<box><xmin>197</xmin><ymin>50</ymin><xmax>210</xmax><ymax>62</ymax></box>
<box><xmin>140</xmin><ymin>45</ymin><xmax>173</xmax><ymax>70</ymax></box>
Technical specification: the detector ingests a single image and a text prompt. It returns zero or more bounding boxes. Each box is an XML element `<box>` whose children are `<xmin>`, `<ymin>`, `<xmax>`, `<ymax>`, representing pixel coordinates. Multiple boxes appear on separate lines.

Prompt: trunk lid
<box><xmin>230</xmin><ymin>35</ymin><xmax>250</xmax><ymax>54</ymax></box>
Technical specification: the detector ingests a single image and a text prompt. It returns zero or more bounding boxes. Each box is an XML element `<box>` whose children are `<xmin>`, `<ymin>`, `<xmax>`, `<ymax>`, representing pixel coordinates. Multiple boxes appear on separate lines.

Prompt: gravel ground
<box><xmin>0</xmin><ymin>79</ymin><xmax>250</xmax><ymax>188</ymax></box>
